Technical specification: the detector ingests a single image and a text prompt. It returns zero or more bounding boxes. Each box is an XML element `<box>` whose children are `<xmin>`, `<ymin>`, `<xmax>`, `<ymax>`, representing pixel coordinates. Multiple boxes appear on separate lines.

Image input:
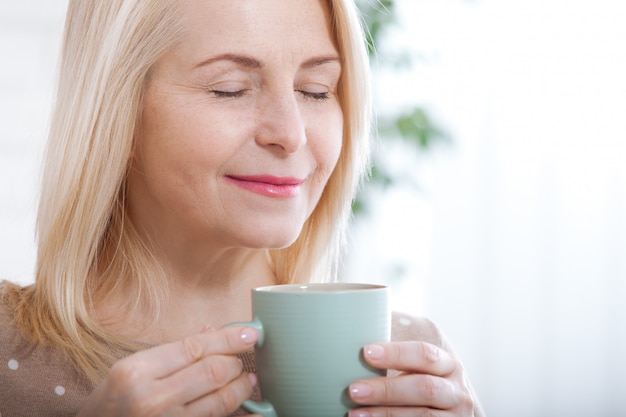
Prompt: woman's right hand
<box><xmin>76</xmin><ymin>325</ymin><xmax>259</xmax><ymax>417</ymax></box>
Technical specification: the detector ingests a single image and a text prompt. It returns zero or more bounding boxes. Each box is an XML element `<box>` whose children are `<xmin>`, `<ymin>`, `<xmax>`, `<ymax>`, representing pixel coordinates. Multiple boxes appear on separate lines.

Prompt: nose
<box><xmin>255</xmin><ymin>91</ymin><xmax>306</xmax><ymax>154</ymax></box>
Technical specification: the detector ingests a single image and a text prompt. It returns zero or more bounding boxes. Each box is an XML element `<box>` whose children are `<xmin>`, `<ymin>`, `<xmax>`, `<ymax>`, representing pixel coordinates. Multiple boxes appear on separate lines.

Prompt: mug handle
<box><xmin>240</xmin><ymin>399</ymin><xmax>278</xmax><ymax>417</ymax></box>
<box><xmin>225</xmin><ymin>318</ymin><xmax>277</xmax><ymax>417</ymax></box>
<box><xmin>227</xmin><ymin>316</ymin><xmax>265</xmax><ymax>347</ymax></box>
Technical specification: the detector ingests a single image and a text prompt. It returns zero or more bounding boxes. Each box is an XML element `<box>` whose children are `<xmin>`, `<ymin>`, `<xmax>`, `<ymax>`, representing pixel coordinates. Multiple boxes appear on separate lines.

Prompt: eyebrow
<box><xmin>193</xmin><ymin>53</ymin><xmax>341</xmax><ymax>71</ymax></box>
<box><xmin>300</xmin><ymin>55</ymin><xmax>342</xmax><ymax>70</ymax></box>
<box><xmin>194</xmin><ymin>54</ymin><xmax>262</xmax><ymax>70</ymax></box>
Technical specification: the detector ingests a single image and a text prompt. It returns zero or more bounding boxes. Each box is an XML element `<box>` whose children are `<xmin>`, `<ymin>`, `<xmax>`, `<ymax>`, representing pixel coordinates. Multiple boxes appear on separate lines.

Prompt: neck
<box><xmin>95</xmin><ymin>247</ymin><xmax>277</xmax><ymax>345</ymax></box>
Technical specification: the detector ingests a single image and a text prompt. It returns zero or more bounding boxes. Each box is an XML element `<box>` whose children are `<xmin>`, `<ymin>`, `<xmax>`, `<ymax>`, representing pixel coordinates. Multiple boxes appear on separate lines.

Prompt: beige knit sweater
<box><xmin>0</xmin><ymin>283</ymin><xmax>482</xmax><ymax>416</ymax></box>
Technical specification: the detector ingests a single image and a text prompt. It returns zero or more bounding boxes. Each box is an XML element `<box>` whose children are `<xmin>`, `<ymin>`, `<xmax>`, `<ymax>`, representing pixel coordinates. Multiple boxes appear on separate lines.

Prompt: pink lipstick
<box><xmin>225</xmin><ymin>175</ymin><xmax>303</xmax><ymax>198</ymax></box>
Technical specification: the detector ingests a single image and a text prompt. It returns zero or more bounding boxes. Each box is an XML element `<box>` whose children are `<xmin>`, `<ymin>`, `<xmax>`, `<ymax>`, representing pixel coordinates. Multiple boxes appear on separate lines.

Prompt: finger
<box><xmin>349</xmin><ymin>374</ymin><xmax>459</xmax><ymax>409</ymax></box>
<box><xmin>157</xmin><ymin>354</ymin><xmax>246</xmax><ymax>405</ymax></box>
<box><xmin>363</xmin><ymin>341</ymin><xmax>456</xmax><ymax>376</ymax></box>
<box><xmin>349</xmin><ymin>407</ymin><xmax>458</xmax><ymax>417</ymax></box>
<box><xmin>185</xmin><ymin>372</ymin><xmax>257</xmax><ymax>417</ymax></box>
<box><xmin>130</xmin><ymin>326</ymin><xmax>258</xmax><ymax>379</ymax></box>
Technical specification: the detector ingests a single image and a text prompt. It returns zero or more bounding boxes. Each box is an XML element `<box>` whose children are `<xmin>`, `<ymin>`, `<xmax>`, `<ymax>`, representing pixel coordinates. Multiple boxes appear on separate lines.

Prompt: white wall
<box><xmin>346</xmin><ymin>1</ymin><xmax>626</xmax><ymax>416</ymax></box>
<box><xmin>2</xmin><ymin>1</ymin><xmax>626</xmax><ymax>416</ymax></box>
<box><xmin>0</xmin><ymin>0</ymin><xmax>67</xmax><ymax>284</ymax></box>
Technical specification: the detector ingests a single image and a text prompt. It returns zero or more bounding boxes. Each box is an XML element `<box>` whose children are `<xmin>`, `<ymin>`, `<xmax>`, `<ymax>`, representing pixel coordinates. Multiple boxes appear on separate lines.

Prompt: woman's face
<box><xmin>128</xmin><ymin>0</ymin><xmax>343</xmax><ymax>250</ymax></box>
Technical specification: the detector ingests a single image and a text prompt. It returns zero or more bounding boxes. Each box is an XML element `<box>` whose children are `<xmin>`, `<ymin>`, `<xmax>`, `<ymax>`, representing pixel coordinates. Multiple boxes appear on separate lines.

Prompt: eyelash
<box><xmin>210</xmin><ymin>89</ymin><xmax>248</xmax><ymax>98</ymax></box>
<box><xmin>209</xmin><ymin>89</ymin><xmax>330</xmax><ymax>101</ymax></box>
<box><xmin>298</xmin><ymin>90</ymin><xmax>330</xmax><ymax>101</ymax></box>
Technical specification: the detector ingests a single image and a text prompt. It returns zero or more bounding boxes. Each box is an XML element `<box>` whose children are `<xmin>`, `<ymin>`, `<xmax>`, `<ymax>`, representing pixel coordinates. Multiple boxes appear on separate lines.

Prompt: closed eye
<box><xmin>210</xmin><ymin>89</ymin><xmax>248</xmax><ymax>98</ymax></box>
<box><xmin>297</xmin><ymin>90</ymin><xmax>330</xmax><ymax>101</ymax></box>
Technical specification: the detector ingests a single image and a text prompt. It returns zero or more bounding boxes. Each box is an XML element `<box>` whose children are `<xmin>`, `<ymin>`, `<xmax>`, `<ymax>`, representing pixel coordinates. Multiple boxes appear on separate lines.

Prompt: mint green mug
<box><xmin>234</xmin><ymin>283</ymin><xmax>390</xmax><ymax>417</ymax></box>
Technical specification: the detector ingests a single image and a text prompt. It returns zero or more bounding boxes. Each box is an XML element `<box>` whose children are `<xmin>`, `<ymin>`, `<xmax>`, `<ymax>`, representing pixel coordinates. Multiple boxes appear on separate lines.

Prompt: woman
<box><xmin>0</xmin><ymin>0</ymin><xmax>484</xmax><ymax>416</ymax></box>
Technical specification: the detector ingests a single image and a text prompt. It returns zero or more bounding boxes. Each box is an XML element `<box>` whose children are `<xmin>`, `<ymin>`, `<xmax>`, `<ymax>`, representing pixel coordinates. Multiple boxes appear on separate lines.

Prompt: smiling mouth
<box><xmin>225</xmin><ymin>175</ymin><xmax>304</xmax><ymax>198</ymax></box>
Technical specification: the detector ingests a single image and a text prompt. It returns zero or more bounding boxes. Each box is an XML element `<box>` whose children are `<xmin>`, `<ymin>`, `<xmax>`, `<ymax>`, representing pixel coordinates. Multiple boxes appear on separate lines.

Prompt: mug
<box><xmin>233</xmin><ymin>282</ymin><xmax>390</xmax><ymax>417</ymax></box>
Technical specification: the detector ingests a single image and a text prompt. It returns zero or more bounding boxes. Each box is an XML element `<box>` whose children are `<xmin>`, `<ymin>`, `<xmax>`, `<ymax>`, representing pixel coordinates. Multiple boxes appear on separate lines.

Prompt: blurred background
<box><xmin>1</xmin><ymin>0</ymin><xmax>625</xmax><ymax>416</ymax></box>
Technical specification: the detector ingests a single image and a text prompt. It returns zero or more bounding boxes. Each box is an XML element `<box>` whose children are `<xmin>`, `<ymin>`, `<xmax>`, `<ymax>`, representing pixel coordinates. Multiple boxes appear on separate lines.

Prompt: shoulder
<box><xmin>0</xmin><ymin>280</ymin><xmax>20</xmax><ymax>337</ymax></box>
<box><xmin>0</xmin><ymin>280</ymin><xmax>93</xmax><ymax>416</ymax></box>
<box><xmin>0</xmin><ymin>280</ymin><xmax>31</xmax><ymax>348</ymax></box>
<box><xmin>391</xmin><ymin>311</ymin><xmax>464</xmax><ymax>362</ymax></box>
<box><xmin>391</xmin><ymin>311</ymin><xmax>446</xmax><ymax>348</ymax></box>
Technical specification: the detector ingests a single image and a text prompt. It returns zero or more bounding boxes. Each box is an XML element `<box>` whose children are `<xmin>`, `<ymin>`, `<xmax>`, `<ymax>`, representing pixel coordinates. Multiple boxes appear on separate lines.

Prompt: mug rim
<box><xmin>253</xmin><ymin>282</ymin><xmax>387</xmax><ymax>294</ymax></box>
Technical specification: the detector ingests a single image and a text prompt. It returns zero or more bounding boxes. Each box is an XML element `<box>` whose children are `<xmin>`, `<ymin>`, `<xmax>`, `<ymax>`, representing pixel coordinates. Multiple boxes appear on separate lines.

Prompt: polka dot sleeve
<box><xmin>1</xmin><ymin>281</ymin><xmax>93</xmax><ymax>417</ymax></box>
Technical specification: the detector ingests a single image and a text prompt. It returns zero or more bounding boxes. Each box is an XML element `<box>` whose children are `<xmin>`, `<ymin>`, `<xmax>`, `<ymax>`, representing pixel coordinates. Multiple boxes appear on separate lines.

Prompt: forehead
<box><xmin>175</xmin><ymin>0</ymin><xmax>338</xmax><ymax>62</ymax></box>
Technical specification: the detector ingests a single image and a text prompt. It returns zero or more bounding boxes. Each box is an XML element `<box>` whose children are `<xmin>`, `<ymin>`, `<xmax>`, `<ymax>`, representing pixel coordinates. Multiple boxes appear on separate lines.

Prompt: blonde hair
<box><xmin>271</xmin><ymin>0</ymin><xmax>371</xmax><ymax>283</ymax></box>
<box><xmin>5</xmin><ymin>0</ymin><xmax>371</xmax><ymax>383</ymax></box>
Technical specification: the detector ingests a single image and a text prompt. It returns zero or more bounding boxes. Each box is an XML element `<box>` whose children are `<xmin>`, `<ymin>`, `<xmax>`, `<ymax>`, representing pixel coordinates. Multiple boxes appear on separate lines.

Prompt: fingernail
<box><xmin>364</xmin><ymin>344</ymin><xmax>384</xmax><ymax>360</ymax></box>
<box><xmin>240</xmin><ymin>327</ymin><xmax>258</xmax><ymax>344</ymax></box>
<box><xmin>349</xmin><ymin>383</ymin><xmax>372</xmax><ymax>399</ymax></box>
<box><xmin>349</xmin><ymin>410</ymin><xmax>371</xmax><ymax>417</ymax></box>
<box><xmin>248</xmin><ymin>373</ymin><xmax>258</xmax><ymax>387</ymax></box>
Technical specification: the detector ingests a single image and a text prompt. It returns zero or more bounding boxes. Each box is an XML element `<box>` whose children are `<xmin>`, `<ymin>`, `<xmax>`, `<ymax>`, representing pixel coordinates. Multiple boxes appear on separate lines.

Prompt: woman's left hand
<box><xmin>347</xmin><ymin>341</ymin><xmax>476</xmax><ymax>417</ymax></box>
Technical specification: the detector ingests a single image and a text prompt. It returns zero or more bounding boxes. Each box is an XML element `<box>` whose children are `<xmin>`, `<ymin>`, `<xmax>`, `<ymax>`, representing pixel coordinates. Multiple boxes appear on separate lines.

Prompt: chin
<box><xmin>242</xmin><ymin>226</ymin><xmax>303</xmax><ymax>250</ymax></box>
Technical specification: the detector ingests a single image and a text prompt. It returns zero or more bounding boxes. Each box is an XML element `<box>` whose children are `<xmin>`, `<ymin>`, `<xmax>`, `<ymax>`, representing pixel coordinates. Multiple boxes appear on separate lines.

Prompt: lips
<box><xmin>225</xmin><ymin>175</ymin><xmax>304</xmax><ymax>198</ymax></box>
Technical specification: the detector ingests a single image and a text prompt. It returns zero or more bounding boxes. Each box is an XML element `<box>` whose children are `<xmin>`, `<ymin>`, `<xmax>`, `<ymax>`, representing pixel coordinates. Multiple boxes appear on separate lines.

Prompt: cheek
<box><xmin>315</xmin><ymin>110</ymin><xmax>344</xmax><ymax>177</ymax></box>
<box><xmin>138</xmin><ymin>97</ymin><xmax>220</xmax><ymax>178</ymax></box>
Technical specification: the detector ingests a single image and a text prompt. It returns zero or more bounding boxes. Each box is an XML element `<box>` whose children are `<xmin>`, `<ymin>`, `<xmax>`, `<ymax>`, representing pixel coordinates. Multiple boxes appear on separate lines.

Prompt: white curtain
<box><xmin>346</xmin><ymin>0</ymin><xmax>626</xmax><ymax>415</ymax></box>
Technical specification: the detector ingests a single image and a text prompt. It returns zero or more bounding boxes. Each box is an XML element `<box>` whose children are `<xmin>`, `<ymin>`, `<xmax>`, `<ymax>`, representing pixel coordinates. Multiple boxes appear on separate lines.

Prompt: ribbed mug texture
<box><xmin>246</xmin><ymin>283</ymin><xmax>390</xmax><ymax>417</ymax></box>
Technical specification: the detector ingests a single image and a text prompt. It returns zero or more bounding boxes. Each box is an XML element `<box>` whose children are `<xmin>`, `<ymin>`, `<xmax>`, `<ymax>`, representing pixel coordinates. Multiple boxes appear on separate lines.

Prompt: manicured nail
<box><xmin>248</xmin><ymin>373</ymin><xmax>258</xmax><ymax>387</ymax></box>
<box><xmin>364</xmin><ymin>344</ymin><xmax>384</xmax><ymax>360</ymax></box>
<box><xmin>349</xmin><ymin>383</ymin><xmax>372</xmax><ymax>399</ymax></box>
<box><xmin>240</xmin><ymin>327</ymin><xmax>258</xmax><ymax>344</ymax></box>
<box><xmin>349</xmin><ymin>410</ymin><xmax>371</xmax><ymax>417</ymax></box>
